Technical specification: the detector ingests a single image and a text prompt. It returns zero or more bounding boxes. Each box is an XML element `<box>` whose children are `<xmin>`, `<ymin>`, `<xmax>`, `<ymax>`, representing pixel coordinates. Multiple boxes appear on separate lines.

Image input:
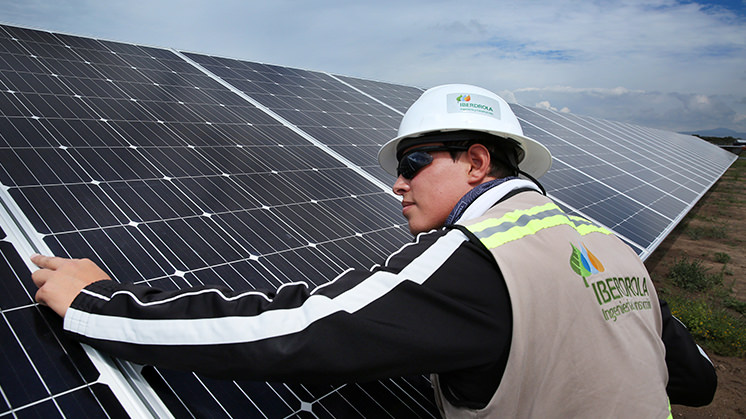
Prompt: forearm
<box><xmin>64</xmin><ymin>278</ymin><xmax>365</xmax><ymax>380</ymax></box>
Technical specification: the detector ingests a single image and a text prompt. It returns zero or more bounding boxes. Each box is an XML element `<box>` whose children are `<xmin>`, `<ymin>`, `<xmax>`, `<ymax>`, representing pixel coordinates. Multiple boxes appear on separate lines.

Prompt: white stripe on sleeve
<box><xmin>64</xmin><ymin>229</ymin><xmax>468</xmax><ymax>345</ymax></box>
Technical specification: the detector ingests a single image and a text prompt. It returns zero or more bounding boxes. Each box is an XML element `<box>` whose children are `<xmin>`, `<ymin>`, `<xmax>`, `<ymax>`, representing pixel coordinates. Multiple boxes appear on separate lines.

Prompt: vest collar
<box><xmin>447</xmin><ymin>178</ymin><xmax>541</xmax><ymax>225</ymax></box>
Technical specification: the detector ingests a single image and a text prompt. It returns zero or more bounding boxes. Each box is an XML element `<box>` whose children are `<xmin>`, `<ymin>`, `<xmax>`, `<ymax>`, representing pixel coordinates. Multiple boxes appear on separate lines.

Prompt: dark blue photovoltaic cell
<box><xmin>0</xmin><ymin>241</ymin><xmax>36</xmax><ymax>308</ymax></box>
<box><xmin>336</xmin><ymin>75</ymin><xmax>424</xmax><ymax>114</ymax></box>
<box><xmin>143</xmin><ymin>367</ymin><xmax>294</xmax><ymax>418</ymax></box>
<box><xmin>0</xmin><ymin>316</ymin><xmax>48</xmax><ymax>408</ymax></box>
<box><xmin>57</xmin><ymin>384</ymin><xmax>129</xmax><ymax>418</ymax></box>
<box><xmin>143</xmin><ymin>366</ymin><xmax>436</xmax><ymax>418</ymax></box>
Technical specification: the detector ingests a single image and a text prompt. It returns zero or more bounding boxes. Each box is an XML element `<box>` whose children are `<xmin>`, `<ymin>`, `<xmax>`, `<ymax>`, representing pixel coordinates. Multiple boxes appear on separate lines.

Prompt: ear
<box><xmin>465</xmin><ymin>144</ymin><xmax>495</xmax><ymax>185</ymax></box>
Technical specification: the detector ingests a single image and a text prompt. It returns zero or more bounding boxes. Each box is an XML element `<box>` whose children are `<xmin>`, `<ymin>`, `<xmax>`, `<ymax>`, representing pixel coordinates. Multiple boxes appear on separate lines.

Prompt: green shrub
<box><xmin>667</xmin><ymin>295</ymin><xmax>746</xmax><ymax>357</ymax></box>
<box><xmin>685</xmin><ymin>227</ymin><xmax>702</xmax><ymax>240</ymax></box>
<box><xmin>685</xmin><ymin>225</ymin><xmax>728</xmax><ymax>240</ymax></box>
<box><xmin>707</xmin><ymin>225</ymin><xmax>727</xmax><ymax>239</ymax></box>
<box><xmin>714</xmin><ymin>252</ymin><xmax>731</xmax><ymax>264</ymax></box>
<box><xmin>724</xmin><ymin>297</ymin><xmax>746</xmax><ymax>316</ymax></box>
<box><xmin>668</xmin><ymin>257</ymin><xmax>722</xmax><ymax>291</ymax></box>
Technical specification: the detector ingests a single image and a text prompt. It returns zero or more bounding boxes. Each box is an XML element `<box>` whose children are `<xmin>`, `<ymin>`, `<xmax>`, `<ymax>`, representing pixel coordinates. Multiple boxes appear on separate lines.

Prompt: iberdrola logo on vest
<box><xmin>570</xmin><ymin>242</ymin><xmax>604</xmax><ymax>287</ymax></box>
<box><xmin>569</xmin><ymin>242</ymin><xmax>653</xmax><ymax>322</ymax></box>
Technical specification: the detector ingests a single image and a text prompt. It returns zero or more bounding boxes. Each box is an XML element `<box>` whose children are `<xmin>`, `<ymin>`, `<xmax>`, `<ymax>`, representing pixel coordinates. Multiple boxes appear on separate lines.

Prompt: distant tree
<box><xmin>693</xmin><ymin>135</ymin><xmax>738</xmax><ymax>145</ymax></box>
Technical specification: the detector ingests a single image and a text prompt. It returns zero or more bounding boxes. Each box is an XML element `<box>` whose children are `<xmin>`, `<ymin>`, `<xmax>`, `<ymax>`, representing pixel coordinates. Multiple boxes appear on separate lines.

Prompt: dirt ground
<box><xmin>644</xmin><ymin>158</ymin><xmax>746</xmax><ymax>417</ymax></box>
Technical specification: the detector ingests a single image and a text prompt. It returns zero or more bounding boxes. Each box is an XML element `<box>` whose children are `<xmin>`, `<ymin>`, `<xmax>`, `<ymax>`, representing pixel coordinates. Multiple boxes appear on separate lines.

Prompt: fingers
<box><xmin>33</xmin><ymin>274</ymin><xmax>78</xmax><ymax>318</ymax></box>
<box><xmin>34</xmin><ymin>284</ymin><xmax>51</xmax><ymax>307</ymax></box>
<box><xmin>31</xmin><ymin>265</ymin><xmax>53</xmax><ymax>288</ymax></box>
<box><xmin>30</xmin><ymin>255</ymin><xmax>110</xmax><ymax>283</ymax></box>
<box><xmin>29</xmin><ymin>254</ymin><xmax>110</xmax><ymax>318</ymax></box>
<box><xmin>31</xmin><ymin>254</ymin><xmax>72</xmax><ymax>288</ymax></box>
<box><xmin>31</xmin><ymin>253</ymin><xmax>70</xmax><ymax>270</ymax></box>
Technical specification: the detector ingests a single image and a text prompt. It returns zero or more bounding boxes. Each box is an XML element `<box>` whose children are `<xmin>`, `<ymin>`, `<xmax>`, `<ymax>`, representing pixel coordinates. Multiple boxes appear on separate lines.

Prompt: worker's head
<box><xmin>378</xmin><ymin>84</ymin><xmax>552</xmax><ymax>234</ymax></box>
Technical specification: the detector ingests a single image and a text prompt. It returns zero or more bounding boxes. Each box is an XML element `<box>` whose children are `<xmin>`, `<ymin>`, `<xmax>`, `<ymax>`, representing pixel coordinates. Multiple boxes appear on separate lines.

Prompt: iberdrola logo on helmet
<box><xmin>570</xmin><ymin>242</ymin><xmax>605</xmax><ymax>287</ymax></box>
<box><xmin>447</xmin><ymin>93</ymin><xmax>499</xmax><ymax>118</ymax></box>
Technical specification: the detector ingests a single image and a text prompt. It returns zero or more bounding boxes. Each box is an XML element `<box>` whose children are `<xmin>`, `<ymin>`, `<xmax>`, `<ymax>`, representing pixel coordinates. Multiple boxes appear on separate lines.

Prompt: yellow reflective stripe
<box><xmin>469</xmin><ymin>202</ymin><xmax>557</xmax><ymax>233</ymax></box>
<box><xmin>468</xmin><ymin>202</ymin><xmax>612</xmax><ymax>250</ymax></box>
<box><xmin>667</xmin><ymin>399</ymin><xmax>673</xmax><ymax>419</ymax></box>
<box><xmin>570</xmin><ymin>217</ymin><xmax>613</xmax><ymax>236</ymax></box>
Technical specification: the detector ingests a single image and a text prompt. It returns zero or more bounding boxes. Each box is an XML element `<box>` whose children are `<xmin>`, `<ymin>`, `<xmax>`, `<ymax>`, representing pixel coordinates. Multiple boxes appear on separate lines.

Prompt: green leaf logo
<box><xmin>570</xmin><ymin>243</ymin><xmax>591</xmax><ymax>287</ymax></box>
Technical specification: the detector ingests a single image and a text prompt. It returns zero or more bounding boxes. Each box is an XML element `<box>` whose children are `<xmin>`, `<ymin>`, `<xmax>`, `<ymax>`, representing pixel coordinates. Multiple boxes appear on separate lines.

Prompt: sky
<box><xmin>2</xmin><ymin>0</ymin><xmax>745</xmax><ymax>135</ymax></box>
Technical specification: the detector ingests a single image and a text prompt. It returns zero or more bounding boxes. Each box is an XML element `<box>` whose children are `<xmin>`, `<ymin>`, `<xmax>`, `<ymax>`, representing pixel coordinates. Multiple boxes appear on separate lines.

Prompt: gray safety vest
<box><xmin>433</xmin><ymin>192</ymin><xmax>671</xmax><ymax>418</ymax></box>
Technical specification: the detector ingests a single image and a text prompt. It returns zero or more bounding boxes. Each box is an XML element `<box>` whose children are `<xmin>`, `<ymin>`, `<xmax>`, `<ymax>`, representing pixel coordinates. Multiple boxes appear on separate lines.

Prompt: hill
<box><xmin>683</xmin><ymin>128</ymin><xmax>746</xmax><ymax>140</ymax></box>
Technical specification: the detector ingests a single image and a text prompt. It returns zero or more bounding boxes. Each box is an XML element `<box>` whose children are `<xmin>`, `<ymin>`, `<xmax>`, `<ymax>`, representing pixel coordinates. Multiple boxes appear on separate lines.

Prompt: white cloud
<box><xmin>534</xmin><ymin>100</ymin><xmax>571</xmax><ymax>114</ymax></box>
<box><xmin>517</xmin><ymin>86</ymin><xmax>646</xmax><ymax>96</ymax></box>
<box><xmin>535</xmin><ymin>101</ymin><xmax>554</xmax><ymax>110</ymax></box>
<box><xmin>509</xmin><ymin>87</ymin><xmax>746</xmax><ymax>133</ymax></box>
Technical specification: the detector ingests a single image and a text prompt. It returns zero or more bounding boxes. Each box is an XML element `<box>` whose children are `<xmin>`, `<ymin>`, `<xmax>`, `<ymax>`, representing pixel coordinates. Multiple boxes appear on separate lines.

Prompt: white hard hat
<box><xmin>378</xmin><ymin>84</ymin><xmax>552</xmax><ymax>179</ymax></box>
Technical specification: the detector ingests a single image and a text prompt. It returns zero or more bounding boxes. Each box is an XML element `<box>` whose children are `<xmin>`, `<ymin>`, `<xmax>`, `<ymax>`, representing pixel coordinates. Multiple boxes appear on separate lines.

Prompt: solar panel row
<box><xmin>0</xmin><ymin>22</ymin><xmax>736</xmax><ymax>418</ymax></box>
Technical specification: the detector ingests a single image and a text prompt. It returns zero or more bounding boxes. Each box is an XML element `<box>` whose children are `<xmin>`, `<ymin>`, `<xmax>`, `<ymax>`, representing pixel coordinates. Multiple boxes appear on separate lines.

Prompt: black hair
<box><xmin>447</xmin><ymin>139</ymin><xmax>519</xmax><ymax>178</ymax></box>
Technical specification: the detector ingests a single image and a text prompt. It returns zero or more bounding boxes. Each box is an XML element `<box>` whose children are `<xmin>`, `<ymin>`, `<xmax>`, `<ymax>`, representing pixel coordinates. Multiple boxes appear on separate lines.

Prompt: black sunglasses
<box><xmin>396</xmin><ymin>145</ymin><xmax>469</xmax><ymax>179</ymax></box>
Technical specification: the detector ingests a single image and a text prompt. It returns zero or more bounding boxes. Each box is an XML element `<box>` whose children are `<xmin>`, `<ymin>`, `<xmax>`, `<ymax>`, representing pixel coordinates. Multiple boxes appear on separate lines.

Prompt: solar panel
<box><xmin>0</xmin><ymin>22</ymin><xmax>736</xmax><ymax>418</ymax></box>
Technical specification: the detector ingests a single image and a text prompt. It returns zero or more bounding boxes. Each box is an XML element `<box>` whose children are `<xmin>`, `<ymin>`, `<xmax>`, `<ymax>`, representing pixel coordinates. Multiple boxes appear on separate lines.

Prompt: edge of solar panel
<box><xmin>0</xmin><ymin>21</ymin><xmax>737</xmax><ymax>418</ymax></box>
<box><xmin>629</xmin><ymin>129</ymin><xmax>736</xmax><ymax>259</ymax></box>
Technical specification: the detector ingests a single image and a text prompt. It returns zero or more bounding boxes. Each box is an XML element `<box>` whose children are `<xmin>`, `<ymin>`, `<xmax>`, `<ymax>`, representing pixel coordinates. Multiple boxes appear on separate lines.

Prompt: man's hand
<box><xmin>31</xmin><ymin>254</ymin><xmax>111</xmax><ymax>317</ymax></box>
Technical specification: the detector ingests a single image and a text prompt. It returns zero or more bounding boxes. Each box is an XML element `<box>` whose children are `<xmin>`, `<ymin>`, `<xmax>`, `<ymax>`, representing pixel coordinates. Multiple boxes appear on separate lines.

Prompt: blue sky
<box><xmin>2</xmin><ymin>0</ymin><xmax>745</xmax><ymax>134</ymax></box>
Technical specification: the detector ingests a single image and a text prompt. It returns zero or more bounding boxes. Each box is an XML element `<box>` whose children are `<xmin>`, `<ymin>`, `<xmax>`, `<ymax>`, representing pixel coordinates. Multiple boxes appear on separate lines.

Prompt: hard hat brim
<box><xmin>378</xmin><ymin>129</ymin><xmax>553</xmax><ymax>179</ymax></box>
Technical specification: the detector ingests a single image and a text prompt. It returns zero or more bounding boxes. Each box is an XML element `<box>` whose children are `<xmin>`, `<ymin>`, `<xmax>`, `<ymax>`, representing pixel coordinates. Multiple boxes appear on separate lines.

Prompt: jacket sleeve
<box><xmin>63</xmin><ymin>228</ymin><xmax>512</xmax><ymax>384</ymax></box>
<box><xmin>660</xmin><ymin>299</ymin><xmax>717</xmax><ymax>406</ymax></box>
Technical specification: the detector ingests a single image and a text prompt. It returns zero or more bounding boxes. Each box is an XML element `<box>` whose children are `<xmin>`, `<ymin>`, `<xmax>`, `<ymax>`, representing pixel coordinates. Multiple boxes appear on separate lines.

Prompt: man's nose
<box><xmin>392</xmin><ymin>175</ymin><xmax>409</xmax><ymax>195</ymax></box>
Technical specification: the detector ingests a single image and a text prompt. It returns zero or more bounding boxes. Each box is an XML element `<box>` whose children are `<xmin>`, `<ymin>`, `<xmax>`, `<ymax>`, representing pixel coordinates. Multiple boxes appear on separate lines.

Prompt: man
<box><xmin>33</xmin><ymin>84</ymin><xmax>715</xmax><ymax>417</ymax></box>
